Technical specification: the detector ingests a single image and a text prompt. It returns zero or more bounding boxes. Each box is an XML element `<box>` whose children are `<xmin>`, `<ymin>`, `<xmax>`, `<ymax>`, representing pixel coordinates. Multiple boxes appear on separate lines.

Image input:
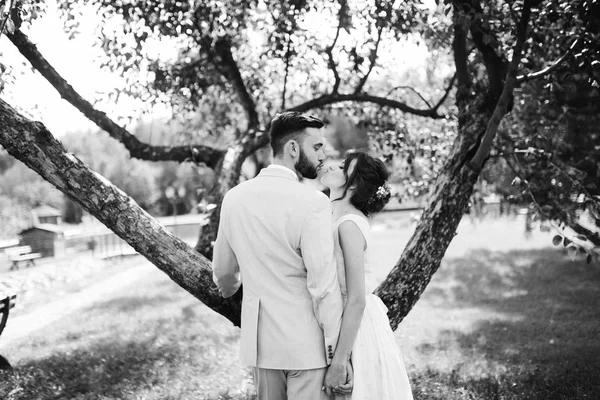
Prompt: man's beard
<box><xmin>295</xmin><ymin>148</ymin><xmax>320</xmax><ymax>179</ymax></box>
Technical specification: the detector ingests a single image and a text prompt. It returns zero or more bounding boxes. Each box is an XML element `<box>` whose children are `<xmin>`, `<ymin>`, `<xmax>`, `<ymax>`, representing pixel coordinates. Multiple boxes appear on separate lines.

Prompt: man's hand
<box><xmin>333</xmin><ymin>361</ymin><xmax>353</xmax><ymax>396</ymax></box>
<box><xmin>323</xmin><ymin>363</ymin><xmax>346</xmax><ymax>396</ymax></box>
<box><xmin>323</xmin><ymin>362</ymin><xmax>353</xmax><ymax>396</ymax></box>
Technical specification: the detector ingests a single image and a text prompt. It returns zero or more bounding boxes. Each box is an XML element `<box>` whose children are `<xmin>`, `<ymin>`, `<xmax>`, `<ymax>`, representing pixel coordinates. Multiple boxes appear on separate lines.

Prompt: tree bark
<box><xmin>0</xmin><ymin>99</ymin><xmax>242</xmax><ymax>326</ymax></box>
<box><xmin>375</xmin><ymin>93</ymin><xmax>492</xmax><ymax>330</ymax></box>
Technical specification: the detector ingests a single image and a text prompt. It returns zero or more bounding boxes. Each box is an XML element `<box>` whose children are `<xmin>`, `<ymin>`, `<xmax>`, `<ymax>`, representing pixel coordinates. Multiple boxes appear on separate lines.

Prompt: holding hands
<box><xmin>323</xmin><ymin>360</ymin><xmax>354</xmax><ymax>397</ymax></box>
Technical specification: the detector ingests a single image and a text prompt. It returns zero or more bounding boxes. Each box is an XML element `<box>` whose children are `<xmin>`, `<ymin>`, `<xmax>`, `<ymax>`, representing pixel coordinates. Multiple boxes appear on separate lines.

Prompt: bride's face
<box><xmin>320</xmin><ymin>158</ymin><xmax>356</xmax><ymax>190</ymax></box>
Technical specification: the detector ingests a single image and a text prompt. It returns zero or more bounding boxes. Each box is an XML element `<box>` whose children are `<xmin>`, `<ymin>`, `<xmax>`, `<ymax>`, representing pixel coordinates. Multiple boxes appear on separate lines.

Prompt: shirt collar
<box><xmin>265</xmin><ymin>164</ymin><xmax>299</xmax><ymax>181</ymax></box>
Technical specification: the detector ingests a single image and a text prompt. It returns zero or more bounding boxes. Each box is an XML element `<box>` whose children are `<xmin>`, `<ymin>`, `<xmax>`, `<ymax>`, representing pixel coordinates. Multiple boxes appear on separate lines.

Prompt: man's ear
<box><xmin>288</xmin><ymin>140</ymin><xmax>299</xmax><ymax>158</ymax></box>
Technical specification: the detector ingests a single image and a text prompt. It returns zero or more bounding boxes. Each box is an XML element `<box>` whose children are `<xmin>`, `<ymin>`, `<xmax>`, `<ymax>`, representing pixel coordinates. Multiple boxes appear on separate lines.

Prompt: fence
<box><xmin>64</xmin><ymin>214</ymin><xmax>208</xmax><ymax>260</ymax></box>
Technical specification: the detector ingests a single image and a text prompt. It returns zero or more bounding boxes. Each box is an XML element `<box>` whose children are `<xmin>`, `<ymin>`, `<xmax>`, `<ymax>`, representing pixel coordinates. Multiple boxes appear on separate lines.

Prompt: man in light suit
<box><xmin>213</xmin><ymin>112</ymin><xmax>347</xmax><ymax>399</ymax></box>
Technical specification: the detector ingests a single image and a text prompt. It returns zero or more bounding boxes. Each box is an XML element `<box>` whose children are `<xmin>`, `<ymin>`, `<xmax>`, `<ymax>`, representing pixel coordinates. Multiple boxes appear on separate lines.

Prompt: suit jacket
<box><xmin>212</xmin><ymin>164</ymin><xmax>343</xmax><ymax>370</ymax></box>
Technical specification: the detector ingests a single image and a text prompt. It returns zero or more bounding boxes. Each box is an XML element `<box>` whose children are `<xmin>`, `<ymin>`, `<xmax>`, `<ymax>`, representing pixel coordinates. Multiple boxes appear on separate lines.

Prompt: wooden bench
<box><xmin>5</xmin><ymin>246</ymin><xmax>42</xmax><ymax>271</ymax></box>
<box><xmin>0</xmin><ymin>293</ymin><xmax>17</xmax><ymax>370</ymax></box>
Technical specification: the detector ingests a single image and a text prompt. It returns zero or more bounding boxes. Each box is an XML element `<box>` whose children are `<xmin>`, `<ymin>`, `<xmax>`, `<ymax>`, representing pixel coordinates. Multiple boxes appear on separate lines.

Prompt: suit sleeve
<box><xmin>212</xmin><ymin>193</ymin><xmax>241</xmax><ymax>298</ymax></box>
<box><xmin>301</xmin><ymin>192</ymin><xmax>344</xmax><ymax>364</ymax></box>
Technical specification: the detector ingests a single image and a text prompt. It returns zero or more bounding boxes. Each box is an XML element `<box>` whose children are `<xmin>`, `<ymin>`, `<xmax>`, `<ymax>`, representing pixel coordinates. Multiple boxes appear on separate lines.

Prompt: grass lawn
<box><xmin>1</xmin><ymin>214</ymin><xmax>599</xmax><ymax>399</ymax></box>
<box><xmin>1</xmin><ymin>261</ymin><xmax>252</xmax><ymax>400</ymax></box>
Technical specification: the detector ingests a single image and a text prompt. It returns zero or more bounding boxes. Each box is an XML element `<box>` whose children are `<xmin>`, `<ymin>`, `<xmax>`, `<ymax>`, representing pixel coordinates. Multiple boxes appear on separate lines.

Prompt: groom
<box><xmin>213</xmin><ymin>112</ymin><xmax>349</xmax><ymax>399</ymax></box>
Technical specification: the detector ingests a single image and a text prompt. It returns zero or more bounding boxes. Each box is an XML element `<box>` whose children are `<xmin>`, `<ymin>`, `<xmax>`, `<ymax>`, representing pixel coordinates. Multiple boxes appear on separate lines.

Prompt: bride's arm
<box><xmin>324</xmin><ymin>220</ymin><xmax>366</xmax><ymax>393</ymax></box>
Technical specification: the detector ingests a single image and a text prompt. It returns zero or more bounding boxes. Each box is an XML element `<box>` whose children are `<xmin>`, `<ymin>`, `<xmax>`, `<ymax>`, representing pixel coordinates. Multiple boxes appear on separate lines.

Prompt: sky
<box><xmin>2</xmin><ymin>5</ymin><xmax>102</xmax><ymax>135</ymax></box>
<box><xmin>1</xmin><ymin>0</ymin><xmax>434</xmax><ymax>138</ymax></box>
<box><xmin>1</xmin><ymin>1</ymin><xmax>173</xmax><ymax>136</ymax></box>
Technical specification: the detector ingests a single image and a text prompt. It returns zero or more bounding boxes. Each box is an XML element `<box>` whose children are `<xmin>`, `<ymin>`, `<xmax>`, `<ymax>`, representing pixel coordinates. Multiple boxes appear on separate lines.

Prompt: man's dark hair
<box><xmin>269</xmin><ymin>112</ymin><xmax>324</xmax><ymax>156</ymax></box>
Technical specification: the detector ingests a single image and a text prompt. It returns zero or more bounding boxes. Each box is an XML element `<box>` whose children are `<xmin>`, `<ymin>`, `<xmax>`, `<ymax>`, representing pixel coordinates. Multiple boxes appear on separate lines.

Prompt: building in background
<box><xmin>31</xmin><ymin>205</ymin><xmax>62</xmax><ymax>226</ymax></box>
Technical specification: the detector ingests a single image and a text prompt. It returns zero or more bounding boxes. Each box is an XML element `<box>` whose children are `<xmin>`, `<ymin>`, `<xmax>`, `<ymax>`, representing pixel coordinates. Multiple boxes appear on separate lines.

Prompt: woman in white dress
<box><xmin>321</xmin><ymin>150</ymin><xmax>414</xmax><ymax>400</ymax></box>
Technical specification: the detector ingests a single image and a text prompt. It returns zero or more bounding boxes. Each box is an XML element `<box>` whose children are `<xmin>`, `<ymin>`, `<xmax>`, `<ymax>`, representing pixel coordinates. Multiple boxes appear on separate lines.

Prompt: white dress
<box><xmin>333</xmin><ymin>214</ymin><xmax>414</xmax><ymax>400</ymax></box>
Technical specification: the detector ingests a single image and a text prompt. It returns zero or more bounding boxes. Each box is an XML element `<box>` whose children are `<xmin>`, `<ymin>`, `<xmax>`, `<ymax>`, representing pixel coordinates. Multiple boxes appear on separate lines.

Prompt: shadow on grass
<box><xmin>1</xmin><ymin>268</ymin><xmax>251</xmax><ymax>400</ymax></box>
<box><xmin>2</xmin><ymin>337</ymin><xmax>194</xmax><ymax>399</ymax></box>
<box><xmin>416</xmin><ymin>248</ymin><xmax>600</xmax><ymax>399</ymax></box>
<box><xmin>0</xmin><ymin>317</ymin><xmax>251</xmax><ymax>400</ymax></box>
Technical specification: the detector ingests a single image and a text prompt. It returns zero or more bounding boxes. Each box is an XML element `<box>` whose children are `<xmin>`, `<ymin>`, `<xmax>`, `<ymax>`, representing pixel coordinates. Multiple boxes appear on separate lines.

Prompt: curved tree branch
<box><xmin>7</xmin><ymin>28</ymin><xmax>224</xmax><ymax>168</ymax></box>
<box><xmin>471</xmin><ymin>8</ymin><xmax>509</xmax><ymax>95</ymax></box>
<box><xmin>384</xmin><ymin>74</ymin><xmax>456</xmax><ymax>112</ymax></box>
<box><xmin>517</xmin><ymin>30</ymin><xmax>586</xmax><ymax>83</ymax></box>
<box><xmin>192</xmin><ymin>4</ymin><xmax>259</xmax><ymax>133</ymax></box>
<box><xmin>288</xmin><ymin>93</ymin><xmax>445</xmax><ymax>118</ymax></box>
<box><xmin>212</xmin><ymin>38</ymin><xmax>260</xmax><ymax>130</ymax></box>
<box><xmin>458</xmin><ymin>0</ymin><xmax>508</xmax><ymax>95</ymax></box>
<box><xmin>452</xmin><ymin>2</ymin><xmax>472</xmax><ymax>92</ymax></box>
<box><xmin>281</xmin><ymin>35</ymin><xmax>292</xmax><ymax>110</ymax></box>
<box><xmin>385</xmin><ymin>86</ymin><xmax>433</xmax><ymax>108</ymax></box>
<box><xmin>433</xmin><ymin>73</ymin><xmax>457</xmax><ymax>110</ymax></box>
<box><xmin>354</xmin><ymin>25</ymin><xmax>383</xmax><ymax>94</ymax></box>
<box><xmin>469</xmin><ymin>0</ymin><xmax>533</xmax><ymax>170</ymax></box>
<box><xmin>326</xmin><ymin>0</ymin><xmax>346</xmax><ymax>94</ymax></box>
<box><xmin>247</xmin><ymin>91</ymin><xmax>447</xmax><ymax>151</ymax></box>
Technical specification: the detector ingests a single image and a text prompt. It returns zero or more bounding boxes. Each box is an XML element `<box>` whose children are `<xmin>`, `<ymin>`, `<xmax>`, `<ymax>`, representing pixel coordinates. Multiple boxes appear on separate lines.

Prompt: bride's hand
<box><xmin>323</xmin><ymin>362</ymin><xmax>348</xmax><ymax>396</ymax></box>
<box><xmin>333</xmin><ymin>361</ymin><xmax>354</xmax><ymax>395</ymax></box>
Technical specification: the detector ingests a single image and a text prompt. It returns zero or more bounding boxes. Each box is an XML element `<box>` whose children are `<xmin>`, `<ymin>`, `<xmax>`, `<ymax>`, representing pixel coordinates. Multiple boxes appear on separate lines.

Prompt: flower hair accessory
<box><xmin>368</xmin><ymin>183</ymin><xmax>391</xmax><ymax>204</ymax></box>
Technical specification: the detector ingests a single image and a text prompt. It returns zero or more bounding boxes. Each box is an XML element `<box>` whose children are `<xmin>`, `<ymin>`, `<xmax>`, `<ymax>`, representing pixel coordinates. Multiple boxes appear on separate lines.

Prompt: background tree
<box><xmin>486</xmin><ymin>0</ymin><xmax>600</xmax><ymax>259</ymax></box>
<box><xmin>1</xmin><ymin>0</ymin><xmax>599</xmax><ymax>330</ymax></box>
<box><xmin>0</xmin><ymin>156</ymin><xmax>64</xmax><ymax>210</ymax></box>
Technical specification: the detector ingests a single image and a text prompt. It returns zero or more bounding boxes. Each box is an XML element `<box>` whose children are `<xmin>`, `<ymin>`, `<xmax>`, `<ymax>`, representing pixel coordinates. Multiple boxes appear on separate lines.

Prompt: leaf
<box><xmin>587</xmin><ymin>254</ymin><xmax>593</xmax><ymax>264</ymax></box>
<box><xmin>567</xmin><ymin>246</ymin><xmax>578</xmax><ymax>261</ymax></box>
<box><xmin>576</xmin><ymin>234</ymin><xmax>588</xmax><ymax>241</ymax></box>
<box><xmin>552</xmin><ymin>235</ymin><xmax>563</xmax><ymax>246</ymax></box>
<box><xmin>563</xmin><ymin>237</ymin><xmax>572</xmax><ymax>247</ymax></box>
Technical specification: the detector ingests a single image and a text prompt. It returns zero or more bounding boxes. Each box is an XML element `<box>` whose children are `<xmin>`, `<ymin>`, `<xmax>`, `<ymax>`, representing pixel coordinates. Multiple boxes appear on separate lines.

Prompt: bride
<box><xmin>321</xmin><ymin>150</ymin><xmax>414</xmax><ymax>400</ymax></box>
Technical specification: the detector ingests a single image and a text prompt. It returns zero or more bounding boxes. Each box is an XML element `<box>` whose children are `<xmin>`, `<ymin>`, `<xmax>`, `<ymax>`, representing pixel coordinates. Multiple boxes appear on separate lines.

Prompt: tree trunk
<box><xmin>375</xmin><ymin>93</ymin><xmax>494</xmax><ymax>330</ymax></box>
<box><xmin>0</xmin><ymin>99</ymin><xmax>242</xmax><ymax>326</ymax></box>
<box><xmin>374</xmin><ymin>0</ymin><xmax>533</xmax><ymax>329</ymax></box>
<box><xmin>194</xmin><ymin>138</ymin><xmax>254</xmax><ymax>259</ymax></box>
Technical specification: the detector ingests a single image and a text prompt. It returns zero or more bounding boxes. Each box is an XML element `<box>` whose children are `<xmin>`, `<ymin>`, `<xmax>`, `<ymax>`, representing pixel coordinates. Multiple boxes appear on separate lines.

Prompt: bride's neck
<box><xmin>330</xmin><ymin>192</ymin><xmax>355</xmax><ymax>220</ymax></box>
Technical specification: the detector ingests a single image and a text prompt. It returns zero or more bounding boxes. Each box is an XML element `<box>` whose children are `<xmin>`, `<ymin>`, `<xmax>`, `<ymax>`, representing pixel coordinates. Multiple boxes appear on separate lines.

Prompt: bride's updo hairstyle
<box><xmin>335</xmin><ymin>150</ymin><xmax>391</xmax><ymax>217</ymax></box>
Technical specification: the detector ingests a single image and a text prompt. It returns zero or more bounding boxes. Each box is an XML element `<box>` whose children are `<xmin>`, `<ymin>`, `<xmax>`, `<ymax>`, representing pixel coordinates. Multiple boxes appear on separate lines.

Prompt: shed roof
<box><xmin>32</xmin><ymin>205</ymin><xmax>62</xmax><ymax>217</ymax></box>
<box><xmin>20</xmin><ymin>224</ymin><xmax>68</xmax><ymax>234</ymax></box>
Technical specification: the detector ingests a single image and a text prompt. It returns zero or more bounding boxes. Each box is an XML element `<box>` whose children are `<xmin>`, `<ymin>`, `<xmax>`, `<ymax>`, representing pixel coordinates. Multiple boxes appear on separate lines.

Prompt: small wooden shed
<box><xmin>19</xmin><ymin>224</ymin><xmax>67</xmax><ymax>258</ymax></box>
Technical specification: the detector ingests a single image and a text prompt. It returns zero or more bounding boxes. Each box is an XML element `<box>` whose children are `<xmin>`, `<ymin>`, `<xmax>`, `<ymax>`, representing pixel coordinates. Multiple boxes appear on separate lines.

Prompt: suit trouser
<box><xmin>252</xmin><ymin>367</ymin><xmax>332</xmax><ymax>400</ymax></box>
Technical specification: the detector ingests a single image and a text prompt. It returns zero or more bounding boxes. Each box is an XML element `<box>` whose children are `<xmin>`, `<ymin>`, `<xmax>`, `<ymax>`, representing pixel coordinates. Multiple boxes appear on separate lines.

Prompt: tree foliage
<box><xmin>486</xmin><ymin>0</ymin><xmax>600</xmax><ymax>258</ymax></box>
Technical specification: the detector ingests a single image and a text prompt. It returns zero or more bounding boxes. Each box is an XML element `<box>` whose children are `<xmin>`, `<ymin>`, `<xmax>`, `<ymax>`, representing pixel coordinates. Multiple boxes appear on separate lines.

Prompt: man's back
<box><xmin>213</xmin><ymin>165</ymin><xmax>342</xmax><ymax>369</ymax></box>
